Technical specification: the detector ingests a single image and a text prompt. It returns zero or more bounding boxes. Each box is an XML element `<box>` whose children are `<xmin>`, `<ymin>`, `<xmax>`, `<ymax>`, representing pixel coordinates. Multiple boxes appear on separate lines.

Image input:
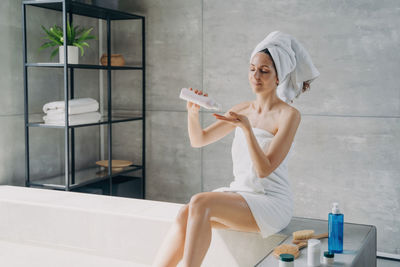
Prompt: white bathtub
<box><xmin>0</xmin><ymin>185</ymin><xmax>285</xmax><ymax>267</ymax></box>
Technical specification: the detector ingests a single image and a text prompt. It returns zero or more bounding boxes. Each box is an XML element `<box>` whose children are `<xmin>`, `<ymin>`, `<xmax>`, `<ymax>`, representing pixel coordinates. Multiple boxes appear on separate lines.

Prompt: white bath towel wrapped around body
<box><xmin>43</xmin><ymin>98</ymin><xmax>99</xmax><ymax>115</ymax></box>
<box><xmin>212</xmin><ymin>127</ymin><xmax>294</xmax><ymax>238</ymax></box>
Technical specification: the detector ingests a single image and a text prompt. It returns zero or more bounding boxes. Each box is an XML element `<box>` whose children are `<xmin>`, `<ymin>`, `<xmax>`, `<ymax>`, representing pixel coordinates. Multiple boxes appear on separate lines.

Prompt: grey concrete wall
<box><xmin>120</xmin><ymin>0</ymin><xmax>400</xmax><ymax>254</ymax></box>
<box><xmin>117</xmin><ymin>0</ymin><xmax>204</xmax><ymax>203</ymax></box>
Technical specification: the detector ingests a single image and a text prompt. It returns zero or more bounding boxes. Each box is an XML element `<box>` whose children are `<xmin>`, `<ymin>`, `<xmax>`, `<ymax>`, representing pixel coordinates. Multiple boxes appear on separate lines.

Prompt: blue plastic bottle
<box><xmin>328</xmin><ymin>202</ymin><xmax>343</xmax><ymax>253</ymax></box>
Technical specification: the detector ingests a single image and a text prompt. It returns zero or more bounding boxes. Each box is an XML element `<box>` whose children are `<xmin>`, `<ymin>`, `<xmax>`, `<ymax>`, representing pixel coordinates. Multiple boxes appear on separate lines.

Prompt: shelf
<box><xmin>23</xmin><ymin>0</ymin><xmax>143</xmax><ymax>20</ymax></box>
<box><xmin>28</xmin><ymin>115</ymin><xmax>144</xmax><ymax>128</ymax></box>
<box><xmin>23</xmin><ymin>0</ymin><xmax>146</xmax><ymax>199</ymax></box>
<box><xmin>29</xmin><ymin>164</ymin><xmax>143</xmax><ymax>190</ymax></box>
<box><xmin>25</xmin><ymin>63</ymin><xmax>143</xmax><ymax>70</ymax></box>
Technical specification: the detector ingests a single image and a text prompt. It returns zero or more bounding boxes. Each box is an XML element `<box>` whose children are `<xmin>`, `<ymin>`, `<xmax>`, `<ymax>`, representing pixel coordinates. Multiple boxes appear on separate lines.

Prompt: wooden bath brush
<box><xmin>292</xmin><ymin>229</ymin><xmax>329</xmax><ymax>244</ymax></box>
<box><xmin>273</xmin><ymin>242</ymin><xmax>307</xmax><ymax>259</ymax></box>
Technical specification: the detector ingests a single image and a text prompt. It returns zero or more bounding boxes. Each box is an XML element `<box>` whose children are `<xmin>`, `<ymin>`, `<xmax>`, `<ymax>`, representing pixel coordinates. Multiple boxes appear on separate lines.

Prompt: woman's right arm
<box><xmin>187</xmin><ymin>104</ymin><xmax>204</xmax><ymax>147</ymax></box>
<box><xmin>187</xmin><ymin>89</ymin><xmax>247</xmax><ymax>147</ymax></box>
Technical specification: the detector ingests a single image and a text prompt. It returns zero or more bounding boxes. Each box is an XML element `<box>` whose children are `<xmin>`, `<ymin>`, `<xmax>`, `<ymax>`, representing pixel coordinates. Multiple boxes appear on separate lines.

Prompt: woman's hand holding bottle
<box><xmin>186</xmin><ymin>88</ymin><xmax>208</xmax><ymax>115</ymax></box>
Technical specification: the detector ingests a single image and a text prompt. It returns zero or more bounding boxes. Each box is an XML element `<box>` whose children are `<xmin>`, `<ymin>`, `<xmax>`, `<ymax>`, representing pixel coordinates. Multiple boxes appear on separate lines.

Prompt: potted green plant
<box><xmin>39</xmin><ymin>21</ymin><xmax>96</xmax><ymax>64</ymax></box>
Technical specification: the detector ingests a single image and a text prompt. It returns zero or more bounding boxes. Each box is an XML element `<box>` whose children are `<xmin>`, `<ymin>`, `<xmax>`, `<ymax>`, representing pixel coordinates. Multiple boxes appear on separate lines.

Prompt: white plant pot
<box><xmin>59</xmin><ymin>45</ymin><xmax>79</xmax><ymax>64</ymax></box>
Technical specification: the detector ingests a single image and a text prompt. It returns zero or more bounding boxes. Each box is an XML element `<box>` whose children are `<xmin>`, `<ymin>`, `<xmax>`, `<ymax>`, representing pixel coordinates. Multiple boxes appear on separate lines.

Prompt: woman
<box><xmin>153</xmin><ymin>31</ymin><xmax>319</xmax><ymax>267</ymax></box>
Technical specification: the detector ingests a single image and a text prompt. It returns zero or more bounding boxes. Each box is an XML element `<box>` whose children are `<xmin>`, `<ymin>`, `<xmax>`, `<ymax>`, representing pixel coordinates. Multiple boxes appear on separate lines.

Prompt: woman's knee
<box><xmin>189</xmin><ymin>193</ymin><xmax>210</xmax><ymax>215</ymax></box>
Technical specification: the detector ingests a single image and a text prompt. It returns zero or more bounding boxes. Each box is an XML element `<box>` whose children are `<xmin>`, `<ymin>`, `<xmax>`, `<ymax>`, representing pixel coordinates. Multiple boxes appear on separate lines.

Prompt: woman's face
<box><xmin>248</xmin><ymin>52</ymin><xmax>278</xmax><ymax>94</ymax></box>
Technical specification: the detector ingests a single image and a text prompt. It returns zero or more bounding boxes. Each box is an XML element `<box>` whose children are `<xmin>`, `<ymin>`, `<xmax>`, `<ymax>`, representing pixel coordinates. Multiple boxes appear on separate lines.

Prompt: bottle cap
<box><xmin>332</xmin><ymin>202</ymin><xmax>340</xmax><ymax>214</ymax></box>
<box><xmin>279</xmin><ymin>253</ymin><xmax>294</xmax><ymax>262</ymax></box>
<box><xmin>324</xmin><ymin>251</ymin><xmax>334</xmax><ymax>258</ymax></box>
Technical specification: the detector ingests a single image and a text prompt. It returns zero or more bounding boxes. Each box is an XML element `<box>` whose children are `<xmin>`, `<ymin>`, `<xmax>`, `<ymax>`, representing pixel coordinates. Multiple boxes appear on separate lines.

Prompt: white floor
<box><xmin>377</xmin><ymin>258</ymin><xmax>400</xmax><ymax>267</ymax></box>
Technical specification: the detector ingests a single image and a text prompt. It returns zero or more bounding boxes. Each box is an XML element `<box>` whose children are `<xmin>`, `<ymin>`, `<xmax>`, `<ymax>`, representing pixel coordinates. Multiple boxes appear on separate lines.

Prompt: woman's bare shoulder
<box><xmin>279</xmin><ymin>103</ymin><xmax>301</xmax><ymax>125</ymax></box>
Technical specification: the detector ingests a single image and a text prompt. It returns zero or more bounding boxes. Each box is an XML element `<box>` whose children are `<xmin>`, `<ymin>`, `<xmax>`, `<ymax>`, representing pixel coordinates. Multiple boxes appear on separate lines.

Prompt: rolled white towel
<box><xmin>43</xmin><ymin>98</ymin><xmax>99</xmax><ymax>115</ymax></box>
<box><xmin>43</xmin><ymin>112</ymin><xmax>102</xmax><ymax>126</ymax></box>
<box><xmin>250</xmin><ymin>31</ymin><xmax>320</xmax><ymax>103</ymax></box>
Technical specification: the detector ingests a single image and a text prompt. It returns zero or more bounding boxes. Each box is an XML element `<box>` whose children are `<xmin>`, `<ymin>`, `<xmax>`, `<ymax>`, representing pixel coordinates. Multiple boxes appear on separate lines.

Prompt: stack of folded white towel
<box><xmin>43</xmin><ymin>98</ymin><xmax>101</xmax><ymax>126</ymax></box>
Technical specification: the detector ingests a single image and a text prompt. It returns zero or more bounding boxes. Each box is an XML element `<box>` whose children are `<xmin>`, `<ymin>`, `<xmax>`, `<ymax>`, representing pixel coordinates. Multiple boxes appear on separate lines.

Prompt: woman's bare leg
<box><xmin>152</xmin><ymin>204</ymin><xmax>230</xmax><ymax>267</ymax></box>
<box><xmin>181</xmin><ymin>205</ymin><xmax>212</xmax><ymax>267</ymax></box>
<box><xmin>152</xmin><ymin>205</ymin><xmax>189</xmax><ymax>267</ymax></box>
<box><xmin>181</xmin><ymin>192</ymin><xmax>259</xmax><ymax>267</ymax></box>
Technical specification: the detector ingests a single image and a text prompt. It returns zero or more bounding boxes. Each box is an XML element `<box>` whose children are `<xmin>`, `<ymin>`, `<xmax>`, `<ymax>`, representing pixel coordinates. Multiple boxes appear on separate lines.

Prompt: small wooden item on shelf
<box><xmin>96</xmin><ymin>160</ymin><xmax>133</xmax><ymax>172</ymax></box>
<box><xmin>100</xmin><ymin>54</ymin><xmax>125</xmax><ymax>66</ymax></box>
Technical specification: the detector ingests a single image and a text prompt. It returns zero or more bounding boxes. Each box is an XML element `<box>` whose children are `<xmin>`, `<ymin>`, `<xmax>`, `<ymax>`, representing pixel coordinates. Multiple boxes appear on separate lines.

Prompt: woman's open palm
<box><xmin>213</xmin><ymin>111</ymin><xmax>251</xmax><ymax>131</ymax></box>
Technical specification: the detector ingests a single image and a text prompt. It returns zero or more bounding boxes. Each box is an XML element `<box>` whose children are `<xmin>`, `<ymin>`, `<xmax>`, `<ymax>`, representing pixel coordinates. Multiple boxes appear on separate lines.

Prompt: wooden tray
<box><xmin>95</xmin><ymin>160</ymin><xmax>133</xmax><ymax>171</ymax></box>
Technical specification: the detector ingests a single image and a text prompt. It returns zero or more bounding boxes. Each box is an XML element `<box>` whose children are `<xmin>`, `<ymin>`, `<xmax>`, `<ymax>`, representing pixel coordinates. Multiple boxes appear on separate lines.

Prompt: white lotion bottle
<box><xmin>179</xmin><ymin>88</ymin><xmax>222</xmax><ymax>111</ymax></box>
<box><xmin>307</xmin><ymin>239</ymin><xmax>321</xmax><ymax>266</ymax></box>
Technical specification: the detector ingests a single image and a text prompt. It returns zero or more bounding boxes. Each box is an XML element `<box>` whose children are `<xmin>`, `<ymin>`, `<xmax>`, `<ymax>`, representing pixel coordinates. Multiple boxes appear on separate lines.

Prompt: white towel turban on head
<box><xmin>250</xmin><ymin>31</ymin><xmax>320</xmax><ymax>103</ymax></box>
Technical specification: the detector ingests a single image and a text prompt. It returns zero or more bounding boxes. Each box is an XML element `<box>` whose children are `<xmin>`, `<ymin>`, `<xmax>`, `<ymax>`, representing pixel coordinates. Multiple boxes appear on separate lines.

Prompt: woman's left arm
<box><xmin>214</xmin><ymin>108</ymin><xmax>301</xmax><ymax>178</ymax></box>
<box><xmin>244</xmin><ymin>109</ymin><xmax>300</xmax><ymax>178</ymax></box>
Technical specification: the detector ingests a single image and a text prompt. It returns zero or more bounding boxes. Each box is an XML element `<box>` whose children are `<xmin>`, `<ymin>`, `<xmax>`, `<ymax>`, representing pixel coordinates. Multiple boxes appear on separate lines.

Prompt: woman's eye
<box><xmin>249</xmin><ymin>68</ymin><xmax>268</xmax><ymax>73</ymax></box>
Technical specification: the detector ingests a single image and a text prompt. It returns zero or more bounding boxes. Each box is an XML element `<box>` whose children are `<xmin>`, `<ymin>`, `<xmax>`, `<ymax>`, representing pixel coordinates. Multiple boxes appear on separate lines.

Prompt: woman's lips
<box><xmin>251</xmin><ymin>79</ymin><xmax>262</xmax><ymax>86</ymax></box>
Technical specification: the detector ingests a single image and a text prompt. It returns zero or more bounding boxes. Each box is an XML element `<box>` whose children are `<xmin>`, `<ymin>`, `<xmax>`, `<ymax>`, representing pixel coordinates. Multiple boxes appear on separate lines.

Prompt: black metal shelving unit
<box><xmin>22</xmin><ymin>0</ymin><xmax>146</xmax><ymax>198</ymax></box>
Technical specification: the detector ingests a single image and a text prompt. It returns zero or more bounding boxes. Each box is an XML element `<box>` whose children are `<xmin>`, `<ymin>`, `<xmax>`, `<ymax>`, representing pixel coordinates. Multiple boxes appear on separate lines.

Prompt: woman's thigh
<box><xmin>189</xmin><ymin>192</ymin><xmax>260</xmax><ymax>233</ymax></box>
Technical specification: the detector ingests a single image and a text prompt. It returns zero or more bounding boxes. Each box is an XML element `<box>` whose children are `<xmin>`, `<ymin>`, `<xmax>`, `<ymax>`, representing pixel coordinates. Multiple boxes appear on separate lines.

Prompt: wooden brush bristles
<box><xmin>292</xmin><ymin>229</ymin><xmax>314</xmax><ymax>240</ymax></box>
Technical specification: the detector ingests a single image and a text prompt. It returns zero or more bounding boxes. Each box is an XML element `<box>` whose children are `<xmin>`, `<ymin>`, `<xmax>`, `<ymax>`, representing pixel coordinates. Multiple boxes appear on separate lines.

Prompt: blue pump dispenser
<box><xmin>328</xmin><ymin>202</ymin><xmax>343</xmax><ymax>253</ymax></box>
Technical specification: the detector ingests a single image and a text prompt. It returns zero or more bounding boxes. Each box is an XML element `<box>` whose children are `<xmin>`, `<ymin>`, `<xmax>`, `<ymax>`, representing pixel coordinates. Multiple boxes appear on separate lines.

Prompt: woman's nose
<box><xmin>253</xmin><ymin>69</ymin><xmax>261</xmax><ymax>79</ymax></box>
